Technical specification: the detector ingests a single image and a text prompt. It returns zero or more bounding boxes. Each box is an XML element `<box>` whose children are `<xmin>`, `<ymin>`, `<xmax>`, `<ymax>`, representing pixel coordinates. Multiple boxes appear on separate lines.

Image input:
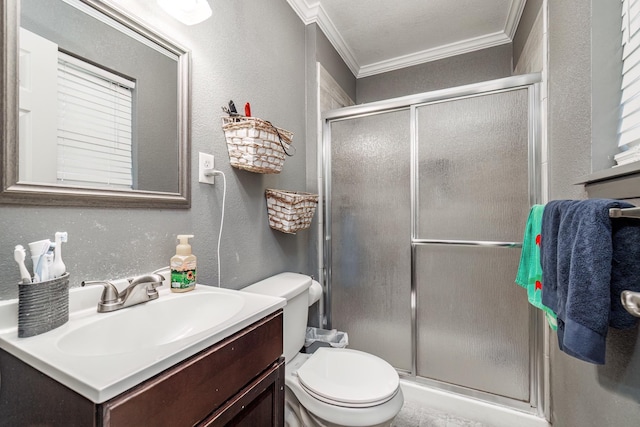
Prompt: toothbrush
<box><xmin>28</xmin><ymin>239</ymin><xmax>50</xmax><ymax>283</ymax></box>
<box><xmin>50</xmin><ymin>232</ymin><xmax>67</xmax><ymax>278</ymax></box>
<box><xmin>14</xmin><ymin>245</ymin><xmax>32</xmax><ymax>284</ymax></box>
<box><xmin>40</xmin><ymin>252</ymin><xmax>52</xmax><ymax>282</ymax></box>
<box><xmin>36</xmin><ymin>241</ymin><xmax>54</xmax><ymax>282</ymax></box>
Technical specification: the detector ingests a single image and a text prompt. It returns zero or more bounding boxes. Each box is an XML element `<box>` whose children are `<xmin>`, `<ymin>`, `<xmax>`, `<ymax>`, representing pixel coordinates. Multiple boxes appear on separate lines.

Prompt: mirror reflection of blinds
<box><xmin>57</xmin><ymin>52</ymin><xmax>135</xmax><ymax>189</ymax></box>
<box><xmin>620</xmin><ymin>0</ymin><xmax>640</xmax><ymax>148</ymax></box>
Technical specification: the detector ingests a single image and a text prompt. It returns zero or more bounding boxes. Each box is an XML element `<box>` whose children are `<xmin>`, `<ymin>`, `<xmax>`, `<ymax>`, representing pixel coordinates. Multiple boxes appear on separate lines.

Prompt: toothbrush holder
<box><xmin>18</xmin><ymin>273</ymin><xmax>70</xmax><ymax>338</ymax></box>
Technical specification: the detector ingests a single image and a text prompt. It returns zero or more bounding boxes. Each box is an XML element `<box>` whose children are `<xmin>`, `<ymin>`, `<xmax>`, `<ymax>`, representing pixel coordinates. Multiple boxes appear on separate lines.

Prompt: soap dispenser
<box><xmin>170</xmin><ymin>234</ymin><xmax>196</xmax><ymax>293</ymax></box>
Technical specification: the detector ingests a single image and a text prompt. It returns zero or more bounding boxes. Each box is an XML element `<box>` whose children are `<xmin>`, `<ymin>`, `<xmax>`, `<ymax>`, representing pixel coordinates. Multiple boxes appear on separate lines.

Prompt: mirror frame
<box><xmin>1</xmin><ymin>0</ymin><xmax>191</xmax><ymax>208</ymax></box>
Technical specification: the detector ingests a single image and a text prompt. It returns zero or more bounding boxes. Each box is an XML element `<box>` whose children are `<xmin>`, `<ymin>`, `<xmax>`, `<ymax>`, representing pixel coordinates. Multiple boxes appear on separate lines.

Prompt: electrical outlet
<box><xmin>198</xmin><ymin>152</ymin><xmax>215</xmax><ymax>184</ymax></box>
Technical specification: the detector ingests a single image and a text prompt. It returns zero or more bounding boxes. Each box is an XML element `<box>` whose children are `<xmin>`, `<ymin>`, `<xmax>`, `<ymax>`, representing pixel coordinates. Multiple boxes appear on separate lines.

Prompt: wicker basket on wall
<box><xmin>221</xmin><ymin>116</ymin><xmax>293</xmax><ymax>174</ymax></box>
<box><xmin>265</xmin><ymin>189</ymin><xmax>318</xmax><ymax>234</ymax></box>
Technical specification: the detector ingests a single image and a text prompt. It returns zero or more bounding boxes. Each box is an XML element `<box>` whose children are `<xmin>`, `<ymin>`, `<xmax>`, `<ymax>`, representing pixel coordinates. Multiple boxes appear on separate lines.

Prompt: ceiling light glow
<box><xmin>157</xmin><ymin>0</ymin><xmax>212</xmax><ymax>26</ymax></box>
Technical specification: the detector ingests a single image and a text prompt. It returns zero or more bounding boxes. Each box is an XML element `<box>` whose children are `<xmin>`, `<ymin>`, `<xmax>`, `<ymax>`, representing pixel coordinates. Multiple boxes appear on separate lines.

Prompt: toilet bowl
<box><xmin>285</xmin><ymin>350</ymin><xmax>404</xmax><ymax>427</ymax></box>
<box><xmin>242</xmin><ymin>272</ymin><xmax>404</xmax><ymax>427</ymax></box>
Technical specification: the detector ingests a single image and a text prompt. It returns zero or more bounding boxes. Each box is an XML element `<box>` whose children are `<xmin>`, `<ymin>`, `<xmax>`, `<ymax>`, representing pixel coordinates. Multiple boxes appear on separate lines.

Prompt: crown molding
<box><xmin>504</xmin><ymin>0</ymin><xmax>527</xmax><ymax>39</ymax></box>
<box><xmin>357</xmin><ymin>31</ymin><xmax>511</xmax><ymax>78</ymax></box>
<box><xmin>286</xmin><ymin>0</ymin><xmax>360</xmax><ymax>76</ymax></box>
<box><xmin>286</xmin><ymin>0</ymin><xmax>319</xmax><ymax>24</ymax></box>
<box><xmin>287</xmin><ymin>0</ymin><xmax>521</xmax><ymax>78</ymax></box>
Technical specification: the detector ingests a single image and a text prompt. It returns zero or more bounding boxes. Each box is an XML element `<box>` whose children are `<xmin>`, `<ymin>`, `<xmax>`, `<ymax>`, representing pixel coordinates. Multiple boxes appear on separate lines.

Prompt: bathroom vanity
<box><xmin>0</xmin><ymin>285</ymin><xmax>286</xmax><ymax>426</ymax></box>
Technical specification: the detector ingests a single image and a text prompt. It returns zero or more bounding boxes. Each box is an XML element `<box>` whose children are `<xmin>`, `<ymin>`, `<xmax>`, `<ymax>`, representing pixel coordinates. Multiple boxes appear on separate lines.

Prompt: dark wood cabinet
<box><xmin>200</xmin><ymin>357</ymin><xmax>284</xmax><ymax>427</ymax></box>
<box><xmin>0</xmin><ymin>311</ymin><xmax>284</xmax><ymax>427</ymax></box>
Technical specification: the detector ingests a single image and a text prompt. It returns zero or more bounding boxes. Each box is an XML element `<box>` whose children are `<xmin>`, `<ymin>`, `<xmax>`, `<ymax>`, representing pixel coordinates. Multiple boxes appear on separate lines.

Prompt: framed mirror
<box><xmin>1</xmin><ymin>0</ymin><xmax>190</xmax><ymax>208</ymax></box>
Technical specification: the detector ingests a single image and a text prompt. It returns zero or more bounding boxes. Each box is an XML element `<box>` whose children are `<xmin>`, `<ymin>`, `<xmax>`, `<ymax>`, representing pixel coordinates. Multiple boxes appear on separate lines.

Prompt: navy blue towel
<box><xmin>541</xmin><ymin>199</ymin><xmax>640</xmax><ymax>365</ymax></box>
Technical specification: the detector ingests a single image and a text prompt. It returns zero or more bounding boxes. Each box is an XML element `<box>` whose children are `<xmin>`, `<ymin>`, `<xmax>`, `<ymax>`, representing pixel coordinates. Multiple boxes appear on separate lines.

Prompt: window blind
<box><xmin>619</xmin><ymin>0</ymin><xmax>640</xmax><ymax>149</ymax></box>
<box><xmin>57</xmin><ymin>52</ymin><xmax>135</xmax><ymax>189</ymax></box>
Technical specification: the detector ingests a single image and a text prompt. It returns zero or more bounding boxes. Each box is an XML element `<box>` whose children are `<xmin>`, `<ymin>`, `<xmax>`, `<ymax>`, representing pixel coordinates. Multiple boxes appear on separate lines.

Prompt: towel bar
<box><xmin>621</xmin><ymin>291</ymin><xmax>640</xmax><ymax>318</ymax></box>
<box><xmin>609</xmin><ymin>207</ymin><xmax>640</xmax><ymax>218</ymax></box>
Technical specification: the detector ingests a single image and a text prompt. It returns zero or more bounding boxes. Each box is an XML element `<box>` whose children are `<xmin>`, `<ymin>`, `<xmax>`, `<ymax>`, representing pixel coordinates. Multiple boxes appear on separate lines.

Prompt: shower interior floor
<box><xmin>392</xmin><ymin>399</ymin><xmax>489</xmax><ymax>427</ymax></box>
<box><xmin>396</xmin><ymin>379</ymin><xmax>550</xmax><ymax>427</ymax></box>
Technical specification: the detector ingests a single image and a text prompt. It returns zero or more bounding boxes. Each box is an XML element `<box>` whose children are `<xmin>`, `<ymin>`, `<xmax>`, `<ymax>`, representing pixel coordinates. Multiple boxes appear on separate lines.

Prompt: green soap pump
<box><xmin>170</xmin><ymin>234</ymin><xmax>196</xmax><ymax>293</ymax></box>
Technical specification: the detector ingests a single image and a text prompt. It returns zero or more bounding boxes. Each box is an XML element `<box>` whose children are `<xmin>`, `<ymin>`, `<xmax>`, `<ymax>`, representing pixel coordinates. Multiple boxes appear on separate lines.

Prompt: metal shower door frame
<box><xmin>321</xmin><ymin>73</ymin><xmax>543</xmax><ymax>414</ymax></box>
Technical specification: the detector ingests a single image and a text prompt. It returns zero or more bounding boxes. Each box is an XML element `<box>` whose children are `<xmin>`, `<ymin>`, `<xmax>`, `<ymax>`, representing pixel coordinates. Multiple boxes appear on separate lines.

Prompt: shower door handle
<box><xmin>412</xmin><ymin>239</ymin><xmax>522</xmax><ymax>249</ymax></box>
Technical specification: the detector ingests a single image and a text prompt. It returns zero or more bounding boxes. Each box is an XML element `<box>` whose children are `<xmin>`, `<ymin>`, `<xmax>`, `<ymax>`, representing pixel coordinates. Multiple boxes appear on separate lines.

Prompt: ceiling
<box><xmin>286</xmin><ymin>0</ymin><xmax>526</xmax><ymax>78</ymax></box>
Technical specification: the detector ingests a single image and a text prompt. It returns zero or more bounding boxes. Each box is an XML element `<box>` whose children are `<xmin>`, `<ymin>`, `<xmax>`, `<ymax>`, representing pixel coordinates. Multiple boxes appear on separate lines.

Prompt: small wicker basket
<box><xmin>222</xmin><ymin>116</ymin><xmax>293</xmax><ymax>174</ymax></box>
<box><xmin>265</xmin><ymin>189</ymin><xmax>318</xmax><ymax>234</ymax></box>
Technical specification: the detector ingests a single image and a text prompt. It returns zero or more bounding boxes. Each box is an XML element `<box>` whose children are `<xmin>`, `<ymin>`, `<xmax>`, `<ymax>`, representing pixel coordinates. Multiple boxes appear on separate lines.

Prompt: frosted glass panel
<box><xmin>416</xmin><ymin>89</ymin><xmax>530</xmax><ymax>242</ymax></box>
<box><xmin>415</xmin><ymin>245</ymin><xmax>530</xmax><ymax>401</ymax></box>
<box><xmin>330</xmin><ymin>110</ymin><xmax>412</xmax><ymax>371</ymax></box>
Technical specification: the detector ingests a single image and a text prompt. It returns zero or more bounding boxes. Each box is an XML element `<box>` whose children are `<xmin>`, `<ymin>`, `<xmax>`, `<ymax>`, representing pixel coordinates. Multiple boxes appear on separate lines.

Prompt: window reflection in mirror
<box><xmin>19</xmin><ymin>0</ymin><xmax>180</xmax><ymax>193</ymax></box>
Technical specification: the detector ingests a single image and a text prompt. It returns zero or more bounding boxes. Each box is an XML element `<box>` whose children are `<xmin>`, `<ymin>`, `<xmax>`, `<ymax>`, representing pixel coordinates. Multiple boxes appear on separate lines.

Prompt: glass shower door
<box><xmin>328</xmin><ymin>110</ymin><xmax>412</xmax><ymax>371</ymax></box>
<box><xmin>414</xmin><ymin>88</ymin><xmax>533</xmax><ymax>401</ymax></box>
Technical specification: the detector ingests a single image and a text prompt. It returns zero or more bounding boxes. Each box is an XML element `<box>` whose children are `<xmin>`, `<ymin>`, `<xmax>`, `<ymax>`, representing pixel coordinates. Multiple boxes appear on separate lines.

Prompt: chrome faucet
<box><xmin>82</xmin><ymin>273</ymin><xmax>165</xmax><ymax>313</ymax></box>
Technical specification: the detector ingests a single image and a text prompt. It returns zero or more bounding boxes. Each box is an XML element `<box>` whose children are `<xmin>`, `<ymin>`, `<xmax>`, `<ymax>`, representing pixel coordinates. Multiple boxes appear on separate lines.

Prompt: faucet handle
<box><xmin>81</xmin><ymin>280</ymin><xmax>120</xmax><ymax>304</ymax></box>
<box><xmin>127</xmin><ymin>273</ymin><xmax>165</xmax><ymax>290</ymax></box>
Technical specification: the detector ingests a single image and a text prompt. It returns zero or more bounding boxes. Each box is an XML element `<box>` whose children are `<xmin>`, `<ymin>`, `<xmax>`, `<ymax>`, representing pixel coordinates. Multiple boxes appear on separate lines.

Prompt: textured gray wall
<box><xmin>548</xmin><ymin>1</ymin><xmax>640</xmax><ymax>426</ymax></box>
<box><xmin>547</xmin><ymin>1</ymin><xmax>591</xmax><ymax>201</ymax></box>
<box><xmin>356</xmin><ymin>44</ymin><xmax>513</xmax><ymax>103</ymax></box>
<box><xmin>512</xmin><ymin>0</ymin><xmax>542</xmax><ymax>69</ymax></box>
<box><xmin>0</xmin><ymin>0</ymin><xmax>308</xmax><ymax>299</ymax></box>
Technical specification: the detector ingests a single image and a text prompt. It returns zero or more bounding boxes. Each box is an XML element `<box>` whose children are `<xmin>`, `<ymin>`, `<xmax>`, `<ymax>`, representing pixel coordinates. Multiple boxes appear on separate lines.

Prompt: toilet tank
<box><xmin>241</xmin><ymin>272</ymin><xmax>311</xmax><ymax>361</ymax></box>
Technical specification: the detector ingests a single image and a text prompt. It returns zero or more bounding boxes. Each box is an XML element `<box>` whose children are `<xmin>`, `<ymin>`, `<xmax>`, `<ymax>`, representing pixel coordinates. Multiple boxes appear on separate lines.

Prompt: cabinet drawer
<box><xmin>200</xmin><ymin>357</ymin><xmax>285</xmax><ymax>427</ymax></box>
<box><xmin>100</xmin><ymin>311</ymin><xmax>283</xmax><ymax>427</ymax></box>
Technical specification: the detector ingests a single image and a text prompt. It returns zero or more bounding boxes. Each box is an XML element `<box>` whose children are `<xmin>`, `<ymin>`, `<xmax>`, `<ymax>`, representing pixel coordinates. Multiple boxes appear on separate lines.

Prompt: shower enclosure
<box><xmin>321</xmin><ymin>74</ymin><xmax>542</xmax><ymax>413</ymax></box>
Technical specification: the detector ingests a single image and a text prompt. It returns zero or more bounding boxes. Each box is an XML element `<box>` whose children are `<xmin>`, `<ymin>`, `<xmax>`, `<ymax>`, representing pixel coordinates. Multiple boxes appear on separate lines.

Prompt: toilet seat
<box><xmin>296</xmin><ymin>347</ymin><xmax>399</xmax><ymax>408</ymax></box>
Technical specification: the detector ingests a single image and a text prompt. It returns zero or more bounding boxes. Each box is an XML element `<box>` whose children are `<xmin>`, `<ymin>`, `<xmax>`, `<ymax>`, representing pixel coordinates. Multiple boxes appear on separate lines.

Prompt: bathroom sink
<box><xmin>56</xmin><ymin>292</ymin><xmax>245</xmax><ymax>356</ymax></box>
<box><xmin>0</xmin><ymin>283</ymin><xmax>285</xmax><ymax>403</ymax></box>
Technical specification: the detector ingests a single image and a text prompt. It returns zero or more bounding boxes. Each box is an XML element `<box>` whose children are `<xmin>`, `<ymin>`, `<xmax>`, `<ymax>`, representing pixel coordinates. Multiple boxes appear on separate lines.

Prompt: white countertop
<box><xmin>0</xmin><ymin>283</ymin><xmax>285</xmax><ymax>403</ymax></box>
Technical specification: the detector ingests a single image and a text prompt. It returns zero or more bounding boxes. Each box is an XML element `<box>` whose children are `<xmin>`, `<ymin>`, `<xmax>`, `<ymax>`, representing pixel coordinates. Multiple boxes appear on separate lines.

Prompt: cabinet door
<box><xmin>200</xmin><ymin>357</ymin><xmax>285</xmax><ymax>427</ymax></box>
<box><xmin>0</xmin><ymin>349</ymin><xmax>96</xmax><ymax>427</ymax></box>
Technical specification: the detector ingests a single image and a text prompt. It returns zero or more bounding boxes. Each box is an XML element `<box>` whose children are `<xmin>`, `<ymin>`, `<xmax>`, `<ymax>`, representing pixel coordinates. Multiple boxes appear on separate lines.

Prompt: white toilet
<box><xmin>242</xmin><ymin>272</ymin><xmax>404</xmax><ymax>427</ymax></box>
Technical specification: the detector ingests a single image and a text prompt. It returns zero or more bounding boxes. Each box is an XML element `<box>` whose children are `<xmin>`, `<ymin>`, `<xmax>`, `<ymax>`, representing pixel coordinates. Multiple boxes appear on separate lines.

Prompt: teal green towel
<box><xmin>516</xmin><ymin>205</ymin><xmax>557</xmax><ymax>330</ymax></box>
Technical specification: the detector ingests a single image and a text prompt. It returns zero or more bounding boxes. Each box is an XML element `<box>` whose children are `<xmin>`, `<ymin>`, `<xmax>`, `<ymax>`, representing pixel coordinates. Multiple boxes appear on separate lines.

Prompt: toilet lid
<box><xmin>296</xmin><ymin>347</ymin><xmax>399</xmax><ymax>407</ymax></box>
